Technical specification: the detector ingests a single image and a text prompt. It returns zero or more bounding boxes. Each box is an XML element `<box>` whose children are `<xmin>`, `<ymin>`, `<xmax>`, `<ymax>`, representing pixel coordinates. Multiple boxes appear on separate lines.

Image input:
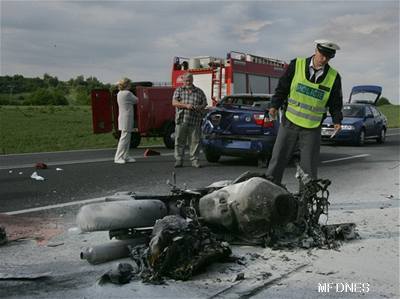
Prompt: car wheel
<box><xmin>130</xmin><ymin>132</ymin><xmax>141</xmax><ymax>148</ymax></box>
<box><xmin>376</xmin><ymin>128</ymin><xmax>386</xmax><ymax>144</ymax></box>
<box><xmin>205</xmin><ymin>150</ymin><xmax>221</xmax><ymax>163</ymax></box>
<box><xmin>355</xmin><ymin>129</ymin><xmax>365</xmax><ymax>146</ymax></box>
<box><xmin>163</xmin><ymin>122</ymin><xmax>175</xmax><ymax>149</ymax></box>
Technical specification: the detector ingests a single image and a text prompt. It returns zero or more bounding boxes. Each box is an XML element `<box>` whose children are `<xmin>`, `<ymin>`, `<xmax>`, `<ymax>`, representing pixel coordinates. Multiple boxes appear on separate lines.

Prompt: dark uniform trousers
<box><xmin>266</xmin><ymin>117</ymin><xmax>321</xmax><ymax>185</ymax></box>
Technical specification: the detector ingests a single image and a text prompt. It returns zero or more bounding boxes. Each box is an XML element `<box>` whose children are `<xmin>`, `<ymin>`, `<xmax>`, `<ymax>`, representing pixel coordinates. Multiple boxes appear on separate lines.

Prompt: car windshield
<box><xmin>342</xmin><ymin>105</ymin><xmax>364</xmax><ymax>117</ymax></box>
<box><xmin>219</xmin><ymin>96</ymin><xmax>271</xmax><ymax>109</ymax></box>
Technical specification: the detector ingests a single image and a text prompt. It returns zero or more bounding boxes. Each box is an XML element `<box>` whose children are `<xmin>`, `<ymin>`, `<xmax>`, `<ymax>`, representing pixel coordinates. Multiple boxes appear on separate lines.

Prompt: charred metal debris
<box><xmin>78</xmin><ymin>168</ymin><xmax>359</xmax><ymax>284</ymax></box>
<box><xmin>0</xmin><ymin>226</ymin><xmax>7</xmax><ymax>246</ymax></box>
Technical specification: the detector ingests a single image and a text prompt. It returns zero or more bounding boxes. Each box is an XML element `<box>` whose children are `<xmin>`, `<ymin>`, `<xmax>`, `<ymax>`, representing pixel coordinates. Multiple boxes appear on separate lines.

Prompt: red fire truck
<box><xmin>91</xmin><ymin>51</ymin><xmax>287</xmax><ymax>148</ymax></box>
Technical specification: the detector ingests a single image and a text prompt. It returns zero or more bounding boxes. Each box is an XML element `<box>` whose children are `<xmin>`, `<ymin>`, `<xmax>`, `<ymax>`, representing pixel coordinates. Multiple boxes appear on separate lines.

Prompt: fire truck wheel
<box><xmin>205</xmin><ymin>150</ymin><xmax>221</xmax><ymax>163</ymax></box>
<box><xmin>130</xmin><ymin>133</ymin><xmax>141</xmax><ymax>148</ymax></box>
<box><xmin>163</xmin><ymin>123</ymin><xmax>175</xmax><ymax>149</ymax></box>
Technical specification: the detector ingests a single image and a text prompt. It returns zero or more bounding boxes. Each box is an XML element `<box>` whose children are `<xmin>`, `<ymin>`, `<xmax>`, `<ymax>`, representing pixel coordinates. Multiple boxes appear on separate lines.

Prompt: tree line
<box><xmin>0</xmin><ymin>74</ymin><xmax>393</xmax><ymax>106</ymax></box>
<box><xmin>0</xmin><ymin>74</ymin><xmax>111</xmax><ymax>105</ymax></box>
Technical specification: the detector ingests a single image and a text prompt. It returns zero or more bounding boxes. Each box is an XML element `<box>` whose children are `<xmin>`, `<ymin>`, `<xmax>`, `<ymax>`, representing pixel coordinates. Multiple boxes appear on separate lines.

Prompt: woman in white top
<box><xmin>114</xmin><ymin>78</ymin><xmax>138</xmax><ymax>164</ymax></box>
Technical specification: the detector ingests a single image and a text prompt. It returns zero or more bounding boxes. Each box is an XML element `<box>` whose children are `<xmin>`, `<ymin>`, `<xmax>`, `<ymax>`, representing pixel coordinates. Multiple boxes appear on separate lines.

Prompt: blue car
<box><xmin>201</xmin><ymin>94</ymin><xmax>279</xmax><ymax>167</ymax></box>
<box><xmin>321</xmin><ymin>85</ymin><xmax>387</xmax><ymax>145</ymax></box>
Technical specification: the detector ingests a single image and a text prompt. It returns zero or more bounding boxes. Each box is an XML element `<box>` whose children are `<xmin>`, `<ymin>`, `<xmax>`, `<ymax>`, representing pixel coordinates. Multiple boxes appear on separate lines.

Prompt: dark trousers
<box><xmin>266</xmin><ymin>120</ymin><xmax>321</xmax><ymax>185</ymax></box>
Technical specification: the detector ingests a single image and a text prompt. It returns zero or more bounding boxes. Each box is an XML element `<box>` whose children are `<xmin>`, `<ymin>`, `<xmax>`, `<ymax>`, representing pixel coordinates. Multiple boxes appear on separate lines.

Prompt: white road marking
<box><xmin>7</xmin><ymin>153</ymin><xmax>372</xmax><ymax>215</ymax></box>
<box><xmin>322</xmin><ymin>154</ymin><xmax>370</xmax><ymax>164</ymax></box>
<box><xmin>386</xmin><ymin>132</ymin><xmax>400</xmax><ymax>137</ymax></box>
<box><xmin>0</xmin><ymin>152</ymin><xmax>175</xmax><ymax>170</ymax></box>
<box><xmin>1</xmin><ymin>133</ymin><xmax>396</xmax><ymax>215</ymax></box>
<box><xmin>0</xmin><ymin>144</ymin><xmax>165</xmax><ymax>156</ymax></box>
<box><xmin>5</xmin><ymin>197</ymin><xmax>106</xmax><ymax>215</ymax></box>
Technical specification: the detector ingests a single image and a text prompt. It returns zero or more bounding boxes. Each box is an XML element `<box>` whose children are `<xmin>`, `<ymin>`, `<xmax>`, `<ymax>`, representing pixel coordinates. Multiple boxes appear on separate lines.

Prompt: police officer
<box><xmin>266</xmin><ymin>40</ymin><xmax>343</xmax><ymax>186</ymax></box>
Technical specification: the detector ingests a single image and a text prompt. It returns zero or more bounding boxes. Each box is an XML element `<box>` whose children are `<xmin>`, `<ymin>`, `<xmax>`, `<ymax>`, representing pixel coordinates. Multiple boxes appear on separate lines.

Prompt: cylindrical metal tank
<box><xmin>80</xmin><ymin>238</ymin><xmax>146</xmax><ymax>265</ymax></box>
<box><xmin>76</xmin><ymin>200</ymin><xmax>168</xmax><ymax>232</ymax></box>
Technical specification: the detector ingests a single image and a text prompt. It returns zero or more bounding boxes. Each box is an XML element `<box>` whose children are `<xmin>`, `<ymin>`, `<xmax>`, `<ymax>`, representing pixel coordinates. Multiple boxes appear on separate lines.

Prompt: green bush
<box><xmin>376</xmin><ymin>97</ymin><xmax>391</xmax><ymax>106</ymax></box>
<box><xmin>24</xmin><ymin>88</ymin><xmax>68</xmax><ymax>105</ymax></box>
<box><xmin>75</xmin><ymin>87</ymin><xmax>90</xmax><ymax>105</ymax></box>
<box><xmin>0</xmin><ymin>98</ymin><xmax>11</xmax><ymax>105</ymax></box>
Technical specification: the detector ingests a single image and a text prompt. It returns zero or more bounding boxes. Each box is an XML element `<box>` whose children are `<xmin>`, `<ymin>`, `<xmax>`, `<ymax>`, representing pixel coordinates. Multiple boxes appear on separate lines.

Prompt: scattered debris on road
<box><xmin>76</xmin><ymin>168</ymin><xmax>359</xmax><ymax>285</ymax></box>
<box><xmin>98</xmin><ymin>262</ymin><xmax>135</xmax><ymax>285</ymax></box>
<box><xmin>30</xmin><ymin>171</ymin><xmax>45</xmax><ymax>181</ymax></box>
<box><xmin>0</xmin><ymin>226</ymin><xmax>7</xmax><ymax>246</ymax></box>
<box><xmin>35</xmin><ymin>162</ymin><xmax>48</xmax><ymax>169</ymax></box>
<box><xmin>144</xmin><ymin>149</ymin><xmax>161</xmax><ymax>157</ymax></box>
<box><xmin>131</xmin><ymin>215</ymin><xmax>232</xmax><ymax>283</ymax></box>
<box><xmin>46</xmin><ymin>242</ymin><xmax>64</xmax><ymax>248</ymax></box>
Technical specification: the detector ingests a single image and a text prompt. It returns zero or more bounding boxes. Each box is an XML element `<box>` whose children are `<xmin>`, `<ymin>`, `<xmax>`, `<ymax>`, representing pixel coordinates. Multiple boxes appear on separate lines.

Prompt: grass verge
<box><xmin>0</xmin><ymin>106</ymin><xmax>162</xmax><ymax>154</ymax></box>
<box><xmin>378</xmin><ymin>105</ymin><xmax>400</xmax><ymax>128</ymax></box>
<box><xmin>0</xmin><ymin>105</ymin><xmax>398</xmax><ymax>154</ymax></box>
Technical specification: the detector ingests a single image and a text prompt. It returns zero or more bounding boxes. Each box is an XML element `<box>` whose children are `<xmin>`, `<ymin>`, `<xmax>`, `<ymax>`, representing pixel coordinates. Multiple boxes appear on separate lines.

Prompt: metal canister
<box><xmin>80</xmin><ymin>238</ymin><xmax>146</xmax><ymax>265</ymax></box>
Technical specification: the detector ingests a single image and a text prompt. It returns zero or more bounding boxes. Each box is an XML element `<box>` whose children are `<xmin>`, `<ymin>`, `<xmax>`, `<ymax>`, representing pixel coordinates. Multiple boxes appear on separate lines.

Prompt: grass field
<box><xmin>378</xmin><ymin>104</ymin><xmax>400</xmax><ymax>128</ymax></box>
<box><xmin>0</xmin><ymin>106</ymin><xmax>163</xmax><ymax>154</ymax></box>
<box><xmin>0</xmin><ymin>104</ymin><xmax>398</xmax><ymax>154</ymax></box>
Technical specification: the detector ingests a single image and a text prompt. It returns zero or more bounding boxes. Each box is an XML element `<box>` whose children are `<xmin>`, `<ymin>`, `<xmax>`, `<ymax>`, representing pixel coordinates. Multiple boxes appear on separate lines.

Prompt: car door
<box><xmin>363</xmin><ymin>106</ymin><xmax>376</xmax><ymax>137</ymax></box>
<box><xmin>370</xmin><ymin>106</ymin><xmax>384</xmax><ymax>135</ymax></box>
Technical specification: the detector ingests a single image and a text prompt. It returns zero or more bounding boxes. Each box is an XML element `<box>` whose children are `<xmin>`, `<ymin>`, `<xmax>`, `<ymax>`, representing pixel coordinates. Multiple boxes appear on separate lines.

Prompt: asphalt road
<box><xmin>1</xmin><ymin>128</ymin><xmax>399</xmax><ymax>214</ymax></box>
<box><xmin>0</xmin><ymin>129</ymin><xmax>399</xmax><ymax>299</ymax></box>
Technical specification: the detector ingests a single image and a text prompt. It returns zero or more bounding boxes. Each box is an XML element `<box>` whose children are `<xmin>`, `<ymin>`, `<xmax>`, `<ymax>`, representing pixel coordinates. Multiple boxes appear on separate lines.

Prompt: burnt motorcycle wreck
<box><xmin>76</xmin><ymin>166</ymin><xmax>358</xmax><ymax>283</ymax></box>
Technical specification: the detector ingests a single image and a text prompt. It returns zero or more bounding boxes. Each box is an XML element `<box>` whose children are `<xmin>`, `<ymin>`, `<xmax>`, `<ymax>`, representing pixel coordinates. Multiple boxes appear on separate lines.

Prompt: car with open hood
<box><xmin>321</xmin><ymin>85</ymin><xmax>387</xmax><ymax>145</ymax></box>
<box><xmin>201</xmin><ymin>94</ymin><xmax>279</xmax><ymax>167</ymax></box>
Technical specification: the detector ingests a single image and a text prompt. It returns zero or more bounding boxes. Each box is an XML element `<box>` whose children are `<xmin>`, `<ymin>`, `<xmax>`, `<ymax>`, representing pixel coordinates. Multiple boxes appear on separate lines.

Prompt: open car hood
<box><xmin>348</xmin><ymin>85</ymin><xmax>382</xmax><ymax>105</ymax></box>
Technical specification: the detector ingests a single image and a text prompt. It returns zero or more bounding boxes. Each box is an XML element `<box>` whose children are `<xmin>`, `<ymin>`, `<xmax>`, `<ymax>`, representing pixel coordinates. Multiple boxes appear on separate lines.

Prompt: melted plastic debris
<box><xmin>268</xmin><ymin>222</ymin><xmax>359</xmax><ymax>250</ymax></box>
<box><xmin>0</xmin><ymin>226</ymin><xmax>7</xmax><ymax>246</ymax></box>
<box><xmin>127</xmin><ymin>215</ymin><xmax>232</xmax><ymax>284</ymax></box>
<box><xmin>35</xmin><ymin>162</ymin><xmax>48</xmax><ymax>169</ymax></box>
<box><xmin>98</xmin><ymin>263</ymin><xmax>135</xmax><ymax>285</ymax></box>
<box><xmin>92</xmin><ymin>170</ymin><xmax>359</xmax><ymax>285</ymax></box>
<box><xmin>31</xmin><ymin>171</ymin><xmax>45</xmax><ymax>181</ymax></box>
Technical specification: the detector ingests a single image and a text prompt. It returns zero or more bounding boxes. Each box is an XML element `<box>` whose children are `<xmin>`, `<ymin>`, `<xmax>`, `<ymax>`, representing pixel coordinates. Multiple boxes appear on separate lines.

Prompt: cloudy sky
<box><xmin>1</xmin><ymin>0</ymin><xmax>399</xmax><ymax>103</ymax></box>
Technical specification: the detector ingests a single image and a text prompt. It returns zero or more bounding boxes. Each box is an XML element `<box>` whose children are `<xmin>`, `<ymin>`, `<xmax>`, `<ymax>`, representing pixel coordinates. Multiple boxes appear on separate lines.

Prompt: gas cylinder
<box><xmin>76</xmin><ymin>199</ymin><xmax>168</xmax><ymax>232</ymax></box>
<box><xmin>80</xmin><ymin>238</ymin><xmax>146</xmax><ymax>265</ymax></box>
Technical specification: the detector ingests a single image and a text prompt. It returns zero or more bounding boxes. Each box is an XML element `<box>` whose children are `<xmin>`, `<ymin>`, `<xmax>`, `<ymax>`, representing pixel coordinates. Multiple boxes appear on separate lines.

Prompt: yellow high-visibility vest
<box><xmin>285</xmin><ymin>57</ymin><xmax>337</xmax><ymax>128</ymax></box>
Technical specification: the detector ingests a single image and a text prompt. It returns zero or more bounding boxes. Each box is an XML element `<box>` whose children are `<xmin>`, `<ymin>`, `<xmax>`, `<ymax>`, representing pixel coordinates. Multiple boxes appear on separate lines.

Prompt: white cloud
<box><xmin>1</xmin><ymin>0</ymin><xmax>399</xmax><ymax>103</ymax></box>
<box><xmin>234</xmin><ymin>20</ymin><xmax>273</xmax><ymax>43</ymax></box>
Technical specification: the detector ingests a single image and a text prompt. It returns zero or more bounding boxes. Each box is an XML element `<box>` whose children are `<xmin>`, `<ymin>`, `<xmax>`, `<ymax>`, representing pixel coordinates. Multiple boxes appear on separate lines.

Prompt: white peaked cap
<box><xmin>314</xmin><ymin>39</ymin><xmax>340</xmax><ymax>51</ymax></box>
